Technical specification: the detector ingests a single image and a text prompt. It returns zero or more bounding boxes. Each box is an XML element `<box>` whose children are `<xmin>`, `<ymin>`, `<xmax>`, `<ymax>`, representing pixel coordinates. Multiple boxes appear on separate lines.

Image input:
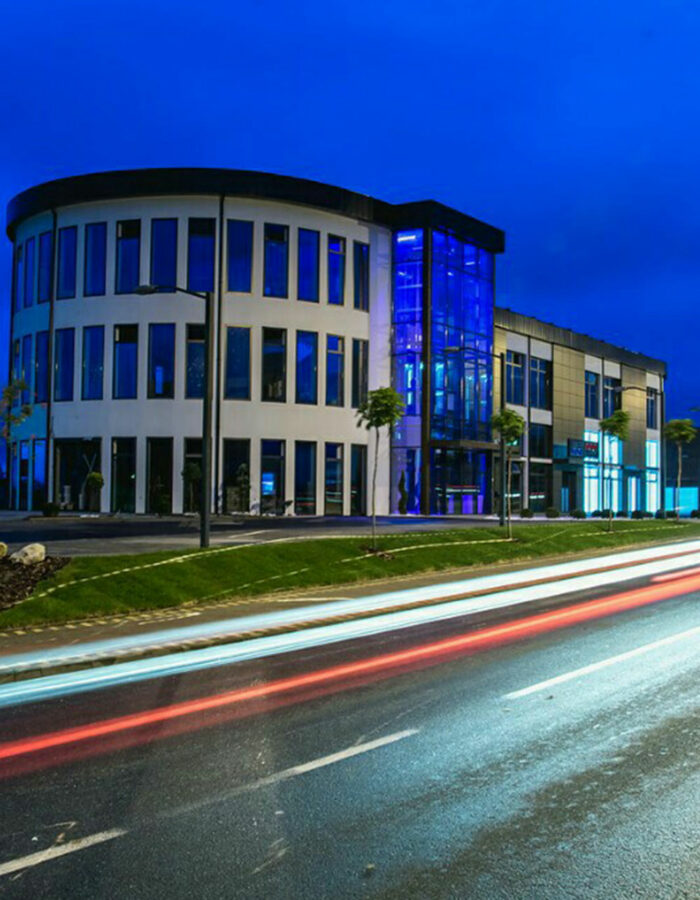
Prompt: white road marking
<box><xmin>247</xmin><ymin>728</ymin><xmax>418</xmax><ymax>789</ymax></box>
<box><xmin>0</xmin><ymin>828</ymin><xmax>127</xmax><ymax>878</ymax></box>
<box><xmin>0</xmin><ymin>730</ymin><xmax>416</xmax><ymax>877</ymax></box>
<box><xmin>504</xmin><ymin>624</ymin><xmax>700</xmax><ymax>699</ymax></box>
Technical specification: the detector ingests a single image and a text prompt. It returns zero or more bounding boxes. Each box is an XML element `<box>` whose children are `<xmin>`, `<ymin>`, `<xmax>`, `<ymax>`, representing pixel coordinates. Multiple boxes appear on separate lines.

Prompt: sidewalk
<box><xmin>2</xmin><ymin>538</ymin><xmax>699</xmax><ymax>684</ymax></box>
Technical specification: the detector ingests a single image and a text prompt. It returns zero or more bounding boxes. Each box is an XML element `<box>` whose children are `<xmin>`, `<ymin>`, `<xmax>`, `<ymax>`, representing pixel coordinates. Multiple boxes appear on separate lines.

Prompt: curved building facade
<box><xmin>5</xmin><ymin>169</ymin><xmax>505</xmax><ymax>516</ymax></box>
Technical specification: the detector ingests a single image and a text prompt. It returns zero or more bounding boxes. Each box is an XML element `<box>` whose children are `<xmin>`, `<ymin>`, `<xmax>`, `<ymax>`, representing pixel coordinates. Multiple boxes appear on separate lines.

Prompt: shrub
<box><xmin>691</xmin><ymin>509</ymin><xmax>700</xmax><ymax>519</ymax></box>
<box><xmin>665</xmin><ymin>510</ymin><xmax>679</xmax><ymax>519</ymax></box>
<box><xmin>616</xmin><ymin>510</ymin><xmax>628</xmax><ymax>518</ymax></box>
<box><xmin>631</xmin><ymin>510</ymin><xmax>645</xmax><ymax>519</ymax></box>
<box><xmin>42</xmin><ymin>502</ymin><xmax>60</xmax><ymax>517</ymax></box>
<box><xmin>655</xmin><ymin>509</ymin><xmax>665</xmax><ymax>519</ymax></box>
<box><xmin>545</xmin><ymin>507</ymin><xmax>560</xmax><ymax>518</ymax></box>
<box><xmin>520</xmin><ymin>508</ymin><xmax>534</xmax><ymax>518</ymax></box>
<box><xmin>571</xmin><ymin>509</ymin><xmax>586</xmax><ymax>519</ymax></box>
<box><xmin>591</xmin><ymin>509</ymin><xmax>603</xmax><ymax>518</ymax></box>
<box><xmin>600</xmin><ymin>509</ymin><xmax>612</xmax><ymax>519</ymax></box>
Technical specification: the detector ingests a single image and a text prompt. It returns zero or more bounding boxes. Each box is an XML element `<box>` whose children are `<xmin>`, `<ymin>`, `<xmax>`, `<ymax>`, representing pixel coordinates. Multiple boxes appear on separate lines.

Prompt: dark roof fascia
<box><xmin>495</xmin><ymin>306</ymin><xmax>666</xmax><ymax>376</ymax></box>
<box><xmin>6</xmin><ymin>168</ymin><xmax>505</xmax><ymax>251</ymax></box>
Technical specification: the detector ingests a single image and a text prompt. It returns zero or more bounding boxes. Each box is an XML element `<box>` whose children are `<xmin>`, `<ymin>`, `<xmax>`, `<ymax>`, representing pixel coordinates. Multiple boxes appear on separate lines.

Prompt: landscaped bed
<box><xmin>1</xmin><ymin>520</ymin><xmax>699</xmax><ymax>628</ymax></box>
<box><xmin>0</xmin><ymin>556</ymin><xmax>70</xmax><ymax>612</ymax></box>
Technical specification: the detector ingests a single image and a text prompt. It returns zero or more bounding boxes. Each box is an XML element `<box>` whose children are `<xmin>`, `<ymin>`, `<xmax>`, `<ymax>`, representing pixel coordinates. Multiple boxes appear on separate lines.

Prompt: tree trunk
<box><xmin>677</xmin><ymin>442</ymin><xmax>683</xmax><ymax>520</ymax></box>
<box><xmin>506</xmin><ymin>451</ymin><xmax>513</xmax><ymax>539</ymax></box>
<box><xmin>372</xmin><ymin>427</ymin><xmax>379</xmax><ymax>550</ymax></box>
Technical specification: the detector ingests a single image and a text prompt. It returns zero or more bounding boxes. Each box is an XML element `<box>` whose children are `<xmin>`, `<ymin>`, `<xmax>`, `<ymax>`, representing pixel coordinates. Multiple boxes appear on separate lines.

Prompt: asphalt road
<box><xmin>0</xmin><ymin>575</ymin><xmax>698</xmax><ymax>898</ymax></box>
<box><xmin>0</xmin><ymin>513</ymin><xmax>567</xmax><ymax>556</ymax></box>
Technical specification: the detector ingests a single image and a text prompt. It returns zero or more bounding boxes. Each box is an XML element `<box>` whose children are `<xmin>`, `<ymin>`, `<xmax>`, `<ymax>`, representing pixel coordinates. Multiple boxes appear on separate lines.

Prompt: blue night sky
<box><xmin>1</xmin><ymin>0</ymin><xmax>698</xmax><ymax>418</ymax></box>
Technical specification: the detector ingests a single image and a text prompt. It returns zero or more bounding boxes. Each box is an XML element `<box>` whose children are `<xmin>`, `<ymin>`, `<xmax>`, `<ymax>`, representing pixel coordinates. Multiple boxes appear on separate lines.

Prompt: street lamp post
<box><xmin>137</xmin><ymin>284</ymin><xmax>214</xmax><ymax>548</ymax></box>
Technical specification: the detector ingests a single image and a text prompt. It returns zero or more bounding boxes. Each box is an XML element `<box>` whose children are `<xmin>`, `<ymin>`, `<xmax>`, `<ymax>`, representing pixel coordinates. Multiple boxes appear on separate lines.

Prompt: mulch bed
<box><xmin>0</xmin><ymin>557</ymin><xmax>70</xmax><ymax>611</ymax></box>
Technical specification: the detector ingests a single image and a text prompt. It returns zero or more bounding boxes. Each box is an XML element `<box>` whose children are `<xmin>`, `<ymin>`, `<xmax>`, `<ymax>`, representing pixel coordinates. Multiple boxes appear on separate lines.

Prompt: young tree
<box><xmin>599</xmin><ymin>409</ymin><xmax>630</xmax><ymax>532</ymax></box>
<box><xmin>491</xmin><ymin>408</ymin><xmax>525</xmax><ymax>538</ymax></box>
<box><xmin>356</xmin><ymin>386</ymin><xmax>405</xmax><ymax>549</ymax></box>
<box><xmin>1</xmin><ymin>381</ymin><xmax>32</xmax><ymax>507</ymax></box>
<box><xmin>0</xmin><ymin>381</ymin><xmax>31</xmax><ymax>442</ymax></box>
<box><xmin>664</xmin><ymin>418</ymin><xmax>698</xmax><ymax>518</ymax></box>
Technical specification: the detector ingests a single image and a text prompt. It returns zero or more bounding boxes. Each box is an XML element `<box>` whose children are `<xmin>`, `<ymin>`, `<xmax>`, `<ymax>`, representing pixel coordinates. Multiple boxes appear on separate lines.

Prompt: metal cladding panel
<box><xmin>495</xmin><ymin>307</ymin><xmax>666</xmax><ymax>377</ymax></box>
<box><xmin>6</xmin><ymin>169</ymin><xmax>505</xmax><ymax>252</ymax></box>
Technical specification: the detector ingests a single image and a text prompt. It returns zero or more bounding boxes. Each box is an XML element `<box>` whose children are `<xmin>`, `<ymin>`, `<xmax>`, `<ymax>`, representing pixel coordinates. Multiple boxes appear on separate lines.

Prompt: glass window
<box><xmin>529</xmin><ymin>357</ymin><xmax>552</xmax><ymax>410</ymax></box>
<box><xmin>54</xmin><ymin>328</ymin><xmax>75</xmax><ymax>401</ymax></box>
<box><xmin>261</xmin><ymin>439</ymin><xmax>285</xmax><ymax>514</ymax></box>
<box><xmin>182</xmin><ymin>438</ymin><xmax>203</xmax><ymax>513</ymax></box>
<box><xmin>646</xmin><ymin>469</ymin><xmax>660</xmax><ymax>513</ymax></box>
<box><xmin>147</xmin><ymin>437</ymin><xmax>173</xmax><ymax>514</ymax></box>
<box><xmin>646</xmin><ymin>389</ymin><xmax>658</xmax><ymax>429</ymax></box>
<box><xmin>585</xmin><ymin>371</ymin><xmax>600</xmax><ymax>418</ymax></box>
<box><xmin>262</xmin><ymin>327</ymin><xmax>286</xmax><ymax>402</ymax></box>
<box><xmin>350</xmin><ymin>444</ymin><xmax>367</xmax><ymax>515</ymax></box>
<box><xmin>295</xmin><ymin>331</ymin><xmax>318</xmax><ymax>404</ymax></box>
<box><xmin>351</xmin><ymin>338</ymin><xmax>368</xmax><ymax>408</ymax></box>
<box><xmin>328</xmin><ymin>235</ymin><xmax>346</xmax><ymax>305</ymax></box>
<box><xmin>84</xmin><ymin>223</ymin><xmax>107</xmax><ymax>296</ymax></box>
<box><xmin>326</xmin><ymin>335</ymin><xmax>344</xmax><ymax>406</ymax></box>
<box><xmin>188</xmin><ymin>218</ymin><xmax>215</xmax><ymax>292</ymax></box>
<box><xmin>353</xmin><ymin>241</ymin><xmax>369</xmax><ymax>311</ymax></box>
<box><xmin>35</xmin><ymin>331</ymin><xmax>49</xmax><ymax>403</ymax></box>
<box><xmin>603</xmin><ymin>376</ymin><xmax>621</xmax><ymax>417</ymax></box>
<box><xmin>263</xmin><ymin>224</ymin><xmax>288</xmax><ymax>297</ymax></box>
<box><xmin>24</xmin><ymin>236</ymin><xmax>35</xmax><ymax>307</ymax></box>
<box><xmin>529</xmin><ymin>462</ymin><xmax>552</xmax><ymax>512</ymax></box>
<box><xmin>325</xmin><ymin>443</ymin><xmax>344</xmax><ymax>514</ymax></box>
<box><xmin>224</xmin><ymin>327</ymin><xmax>251</xmax><ymax>400</ymax></box>
<box><xmin>227</xmin><ymin>220</ymin><xmax>253</xmax><ymax>293</ymax></box>
<box><xmin>82</xmin><ymin>325</ymin><xmax>104</xmax><ymax>400</ymax></box>
<box><xmin>38</xmin><ymin>231</ymin><xmax>53</xmax><ymax>303</ymax></box>
<box><xmin>529</xmin><ymin>423</ymin><xmax>552</xmax><ymax>458</ymax></box>
<box><xmin>148</xmin><ymin>324</ymin><xmax>175</xmax><ymax>398</ymax></box>
<box><xmin>506</xmin><ymin>351</ymin><xmax>525</xmax><ymax>405</ymax></box>
<box><xmin>111</xmin><ymin>437</ymin><xmax>136</xmax><ymax>513</ymax></box>
<box><xmin>294</xmin><ymin>441</ymin><xmax>317</xmax><ymax>515</ymax></box>
<box><xmin>223</xmin><ymin>439</ymin><xmax>250</xmax><ymax>513</ymax></box>
<box><xmin>21</xmin><ymin>334</ymin><xmax>32</xmax><ymax>404</ymax></box>
<box><xmin>115</xmin><ymin>220</ymin><xmax>140</xmax><ymax>294</ymax></box>
<box><xmin>584</xmin><ymin>463</ymin><xmax>601</xmax><ymax>514</ymax></box>
<box><xmin>33</xmin><ymin>438</ymin><xmax>47</xmax><ymax>509</ymax></box>
<box><xmin>14</xmin><ymin>244</ymin><xmax>23</xmax><ymax>311</ymax></box>
<box><xmin>151</xmin><ymin>219</ymin><xmax>178</xmax><ymax>292</ymax></box>
<box><xmin>113</xmin><ymin>324</ymin><xmax>138</xmax><ymax>399</ymax></box>
<box><xmin>12</xmin><ymin>340</ymin><xmax>20</xmax><ymax>401</ymax></box>
<box><xmin>297</xmin><ymin>228</ymin><xmax>319</xmax><ymax>302</ymax></box>
<box><xmin>57</xmin><ymin>226</ymin><xmax>77</xmax><ymax>299</ymax></box>
<box><xmin>185</xmin><ymin>324</ymin><xmax>205</xmax><ymax>398</ymax></box>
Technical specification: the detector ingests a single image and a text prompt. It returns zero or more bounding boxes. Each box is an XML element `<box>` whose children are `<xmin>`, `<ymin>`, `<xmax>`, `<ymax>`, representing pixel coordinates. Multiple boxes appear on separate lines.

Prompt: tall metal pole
<box><xmin>200</xmin><ymin>291</ymin><xmax>215</xmax><ymax>548</ymax></box>
<box><xmin>499</xmin><ymin>352</ymin><xmax>506</xmax><ymax>527</ymax></box>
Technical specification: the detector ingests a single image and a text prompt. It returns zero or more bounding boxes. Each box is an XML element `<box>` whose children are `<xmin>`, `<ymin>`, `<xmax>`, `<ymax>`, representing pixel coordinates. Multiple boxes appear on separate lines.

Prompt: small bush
<box><xmin>520</xmin><ymin>508</ymin><xmax>534</xmax><ymax>518</ymax></box>
<box><xmin>42</xmin><ymin>502</ymin><xmax>60</xmax><ymax>517</ymax></box>
<box><xmin>571</xmin><ymin>508</ymin><xmax>586</xmax><ymax>519</ymax></box>
<box><xmin>601</xmin><ymin>509</ymin><xmax>613</xmax><ymax>519</ymax></box>
<box><xmin>545</xmin><ymin>507</ymin><xmax>560</xmax><ymax>518</ymax></box>
<box><xmin>691</xmin><ymin>509</ymin><xmax>700</xmax><ymax>519</ymax></box>
<box><xmin>616</xmin><ymin>510</ymin><xmax>628</xmax><ymax>518</ymax></box>
<box><xmin>665</xmin><ymin>510</ymin><xmax>679</xmax><ymax>519</ymax></box>
<box><xmin>631</xmin><ymin>510</ymin><xmax>645</xmax><ymax>519</ymax></box>
<box><xmin>591</xmin><ymin>509</ymin><xmax>603</xmax><ymax>518</ymax></box>
<box><xmin>655</xmin><ymin>509</ymin><xmax>665</xmax><ymax>519</ymax></box>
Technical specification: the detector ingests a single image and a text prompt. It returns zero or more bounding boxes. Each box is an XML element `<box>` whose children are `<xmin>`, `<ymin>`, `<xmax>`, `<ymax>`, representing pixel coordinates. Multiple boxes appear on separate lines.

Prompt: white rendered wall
<box><xmin>9</xmin><ymin>195</ymin><xmax>393</xmax><ymax>516</ymax></box>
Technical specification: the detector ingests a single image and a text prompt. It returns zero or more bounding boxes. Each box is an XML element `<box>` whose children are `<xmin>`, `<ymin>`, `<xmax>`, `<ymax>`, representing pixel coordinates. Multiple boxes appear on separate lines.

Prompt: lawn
<box><xmin>2</xmin><ymin>520</ymin><xmax>699</xmax><ymax>628</ymax></box>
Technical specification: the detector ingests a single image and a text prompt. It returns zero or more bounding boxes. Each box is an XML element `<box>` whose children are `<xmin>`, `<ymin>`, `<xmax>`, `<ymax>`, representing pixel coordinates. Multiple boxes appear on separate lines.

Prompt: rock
<box><xmin>9</xmin><ymin>543</ymin><xmax>46</xmax><ymax>566</ymax></box>
<box><xmin>0</xmin><ymin>542</ymin><xmax>7</xmax><ymax>559</ymax></box>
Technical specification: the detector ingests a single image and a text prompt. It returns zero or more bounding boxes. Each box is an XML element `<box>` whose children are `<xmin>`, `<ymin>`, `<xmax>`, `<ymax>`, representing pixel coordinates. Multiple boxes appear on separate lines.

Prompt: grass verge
<box><xmin>1</xmin><ymin>520</ymin><xmax>699</xmax><ymax>629</ymax></box>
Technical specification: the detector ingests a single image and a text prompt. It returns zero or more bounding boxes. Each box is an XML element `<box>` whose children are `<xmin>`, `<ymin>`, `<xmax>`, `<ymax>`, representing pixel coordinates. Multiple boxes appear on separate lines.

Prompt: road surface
<box><xmin>0</xmin><ymin>569</ymin><xmax>698</xmax><ymax>898</ymax></box>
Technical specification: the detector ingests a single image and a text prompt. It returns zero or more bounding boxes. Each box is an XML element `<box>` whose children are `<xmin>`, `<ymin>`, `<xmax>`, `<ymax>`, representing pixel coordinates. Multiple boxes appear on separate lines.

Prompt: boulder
<box><xmin>0</xmin><ymin>542</ymin><xmax>7</xmax><ymax>559</ymax></box>
<box><xmin>9</xmin><ymin>543</ymin><xmax>46</xmax><ymax>566</ymax></box>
